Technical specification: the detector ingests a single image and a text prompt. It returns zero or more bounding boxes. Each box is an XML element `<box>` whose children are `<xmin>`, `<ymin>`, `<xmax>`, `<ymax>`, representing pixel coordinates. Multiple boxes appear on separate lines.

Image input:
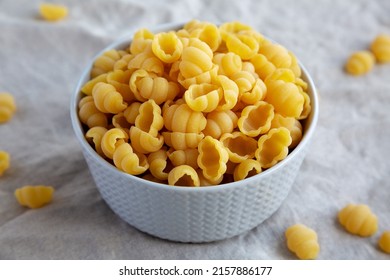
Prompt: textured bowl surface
<box><xmin>70</xmin><ymin>22</ymin><xmax>319</xmax><ymax>243</ymax></box>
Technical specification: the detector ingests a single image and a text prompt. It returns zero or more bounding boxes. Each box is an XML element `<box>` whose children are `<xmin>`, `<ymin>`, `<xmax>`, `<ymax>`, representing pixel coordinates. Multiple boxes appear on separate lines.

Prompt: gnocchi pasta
<box><xmin>285</xmin><ymin>224</ymin><xmax>320</xmax><ymax>260</ymax></box>
<box><xmin>0</xmin><ymin>150</ymin><xmax>10</xmax><ymax>176</ymax></box>
<box><xmin>0</xmin><ymin>92</ymin><xmax>16</xmax><ymax>123</ymax></box>
<box><xmin>15</xmin><ymin>185</ymin><xmax>54</xmax><ymax>209</ymax></box>
<box><xmin>378</xmin><ymin>231</ymin><xmax>390</xmax><ymax>254</ymax></box>
<box><xmin>345</xmin><ymin>51</ymin><xmax>375</xmax><ymax>76</ymax></box>
<box><xmin>78</xmin><ymin>20</ymin><xmax>311</xmax><ymax>186</ymax></box>
<box><xmin>338</xmin><ymin>204</ymin><xmax>378</xmax><ymax>237</ymax></box>
<box><xmin>39</xmin><ymin>3</ymin><xmax>68</xmax><ymax>22</ymax></box>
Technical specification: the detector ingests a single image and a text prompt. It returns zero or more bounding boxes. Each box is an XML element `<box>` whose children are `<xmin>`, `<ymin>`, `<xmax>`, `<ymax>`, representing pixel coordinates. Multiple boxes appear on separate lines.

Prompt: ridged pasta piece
<box><xmin>113</xmin><ymin>142</ymin><xmax>148</xmax><ymax>175</ymax></box>
<box><xmin>215</xmin><ymin>75</ymin><xmax>239</xmax><ymax>111</ymax></box>
<box><xmin>91</xmin><ymin>49</ymin><xmax>123</xmax><ymax>78</ymax></box>
<box><xmin>338</xmin><ymin>204</ymin><xmax>378</xmax><ymax>237</ymax></box>
<box><xmin>106</xmin><ymin>70</ymin><xmax>135</xmax><ymax>102</ymax></box>
<box><xmin>250</xmin><ymin>53</ymin><xmax>276</xmax><ymax>80</ymax></box>
<box><xmin>81</xmin><ymin>73</ymin><xmax>107</xmax><ymax>96</ymax></box>
<box><xmin>162</xmin><ymin>131</ymin><xmax>204</xmax><ymax>150</ymax></box>
<box><xmin>135</xmin><ymin>99</ymin><xmax>163</xmax><ymax>137</ymax></box>
<box><xmin>113</xmin><ymin>54</ymin><xmax>134</xmax><ymax>71</ymax></box>
<box><xmin>197</xmin><ymin>169</ymin><xmax>224</xmax><ymax>186</ymax></box>
<box><xmin>370</xmin><ymin>34</ymin><xmax>390</xmax><ymax>63</ymax></box>
<box><xmin>129</xmin><ymin>126</ymin><xmax>164</xmax><ymax>154</ymax></box>
<box><xmin>163</xmin><ymin>102</ymin><xmax>206</xmax><ymax>133</ymax></box>
<box><xmin>189</xmin><ymin>22</ymin><xmax>221</xmax><ymax>52</ymax></box>
<box><xmin>378</xmin><ymin>231</ymin><xmax>390</xmax><ymax>254</ymax></box>
<box><xmin>168</xmin><ymin>165</ymin><xmax>200</xmax><ymax>187</ymax></box>
<box><xmin>78</xmin><ymin>96</ymin><xmax>108</xmax><ymax>128</ymax></box>
<box><xmin>202</xmin><ymin>110</ymin><xmax>238</xmax><ymax>139</ymax></box>
<box><xmin>0</xmin><ymin>150</ymin><xmax>10</xmax><ymax>176</ymax></box>
<box><xmin>213</xmin><ymin>52</ymin><xmax>242</xmax><ymax>77</ymax></box>
<box><xmin>264</xmin><ymin>68</ymin><xmax>296</xmax><ymax>84</ymax></box>
<box><xmin>101</xmin><ymin>128</ymin><xmax>129</xmax><ymax>159</ymax></box>
<box><xmin>258</xmin><ymin>43</ymin><xmax>292</xmax><ymax>69</ymax></box>
<box><xmin>345</xmin><ymin>51</ymin><xmax>375</xmax><ymax>75</ymax></box>
<box><xmin>289</xmin><ymin>51</ymin><xmax>302</xmax><ymax>77</ymax></box>
<box><xmin>285</xmin><ymin>224</ymin><xmax>320</xmax><ymax>260</ymax></box>
<box><xmin>197</xmin><ymin>136</ymin><xmax>229</xmax><ymax>181</ymax></box>
<box><xmin>241</xmin><ymin>61</ymin><xmax>258</xmax><ymax>78</ymax></box>
<box><xmin>167</xmin><ymin>148</ymin><xmax>199</xmax><ymax>169</ymax></box>
<box><xmin>0</xmin><ymin>92</ymin><xmax>16</xmax><ymax>123</ymax></box>
<box><xmin>220</xmin><ymin>132</ymin><xmax>258</xmax><ymax>163</ymax></box>
<box><xmin>39</xmin><ymin>3</ymin><xmax>68</xmax><ymax>21</ymax></box>
<box><xmin>233</xmin><ymin>159</ymin><xmax>262</xmax><ymax>181</ymax></box>
<box><xmin>179</xmin><ymin>38</ymin><xmax>214</xmax><ymax>80</ymax></box>
<box><xmin>121</xmin><ymin>102</ymin><xmax>140</xmax><ymax>125</ymax></box>
<box><xmin>297</xmin><ymin>86</ymin><xmax>311</xmax><ymax>120</ymax></box>
<box><xmin>255</xmin><ymin>127</ymin><xmax>292</xmax><ymax>168</ymax></box>
<box><xmin>128</xmin><ymin>48</ymin><xmax>165</xmax><ymax>76</ymax></box>
<box><xmin>219</xmin><ymin>21</ymin><xmax>253</xmax><ymax>37</ymax></box>
<box><xmin>130</xmin><ymin>28</ymin><xmax>154</xmax><ymax>55</ymax></box>
<box><xmin>152</xmin><ymin>31</ymin><xmax>183</xmax><ymax>63</ymax></box>
<box><xmin>15</xmin><ymin>185</ymin><xmax>54</xmax><ymax>209</ymax></box>
<box><xmin>224</xmin><ymin>32</ymin><xmax>259</xmax><ymax>60</ymax></box>
<box><xmin>237</xmin><ymin>101</ymin><xmax>274</xmax><ymax>137</ymax></box>
<box><xmin>85</xmin><ymin>126</ymin><xmax>108</xmax><ymax>157</ymax></box>
<box><xmin>264</xmin><ymin>80</ymin><xmax>304</xmax><ymax>118</ymax></box>
<box><xmin>130</xmin><ymin>69</ymin><xmax>180</xmax><ymax>104</ymax></box>
<box><xmin>271</xmin><ymin>113</ymin><xmax>302</xmax><ymax>149</ymax></box>
<box><xmin>92</xmin><ymin>82</ymin><xmax>127</xmax><ymax>114</ymax></box>
<box><xmin>178</xmin><ymin>65</ymin><xmax>218</xmax><ymax>89</ymax></box>
<box><xmin>232</xmin><ymin>71</ymin><xmax>267</xmax><ymax>104</ymax></box>
<box><xmin>184</xmin><ymin>83</ymin><xmax>222</xmax><ymax>112</ymax></box>
<box><xmin>148</xmin><ymin>148</ymin><xmax>170</xmax><ymax>180</ymax></box>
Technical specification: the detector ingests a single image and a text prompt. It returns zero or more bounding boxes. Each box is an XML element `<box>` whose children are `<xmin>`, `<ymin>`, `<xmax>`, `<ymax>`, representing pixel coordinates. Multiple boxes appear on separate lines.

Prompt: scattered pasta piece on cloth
<box><xmin>0</xmin><ymin>0</ymin><xmax>389</xmax><ymax>259</ymax></box>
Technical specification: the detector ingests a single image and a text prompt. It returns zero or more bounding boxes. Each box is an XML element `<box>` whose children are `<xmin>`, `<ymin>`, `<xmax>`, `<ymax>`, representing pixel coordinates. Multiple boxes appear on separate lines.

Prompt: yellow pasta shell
<box><xmin>130</xmin><ymin>28</ymin><xmax>154</xmax><ymax>55</ymax></box>
<box><xmin>113</xmin><ymin>142</ymin><xmax>148</xmax><ymax>175</ymax></box>
<box><xmin>259</xmin><ymin>43</ymin><xmax>292</xmax><ymax>69</ymax></box>
<box><xmin>162</xmin><ymin>131</ymin><xmax>204</xmax><ymax>150</ymax></box>
<box><xmin>370</xmin><ymin>34</ymin><xmax>390</xmax><ymax>63</ymax></box>
<box><xmin>15</xmin><ymin>185</ymin><xmax>54</xmax><ymax>209</ymax></box>
<box><xmin>168</xmin><ymin>165</ymin><xmax>200</xmax><ymax>187</ymax></box>
<box><xmin>338</xmin><ymin>204</ymin><xmax>378</xmax><ymax>237</ymax></box>
<box><xmin>0</xmin><ymin>150</ymin><xmax>10</xmax><ymax>176</ymax></box>
<box><xmin>271</xmin><ymin>113</ymin><xmax>302</xmax><ymax>149</ymax></box>
<box><xmin>101</xmin><ymin>128</ymin><xmax>129</xmax><ymax>159</ymax></box>
<box><xmin>129</xmin><ymin>126</ymin><xmax>164</xmax><ymax>154</ymax></box>
<box><xmin>233</xmin><ymin>159</ymin><xmax>262</xmax><ymax>181</ymax></box>
<box><xmin>213</xmin><ymin>52</ymin><xmax>242</xmax><ymax>77</ymax></box>
<box><xmin>128</xmin><ymin>48</ymin><xmax>164</xmax><ymax>76</ymax></box>
<box><xmin>345</xmin><ymin>51</ymin><xmax>375</xmax><ymax>75</ymax></box>
<box><xmin>238</xmin><ymin>100</ymin><xmax>274</xmax><ymax>137</ymax></box>
<box><xmin>78</xmin><ymin>96</ymin><xmax>108</xmax><ymax>128</ymax></box>
<box><xmin>86</xmin><ymin>126</ymin><xmax>108</xmax><ymax>157</ymax></box>
<box><xmin>107</xmin><ymin>70</ymin><xmax>135</xmax><ymax>102</ymax></box>
<box><xmin>220</xmin><ymin>132</ymin><xmax>258</xmax><ymax>163</ymax></box>
<box><xmin>81</xmin><ymin>73</ymin><xmax>107</xmax><ymax>96</ymax></box>
<box><xmin>39</xmin><ymin>3</ymin><xmax>68</xmax><ymax>21</ymax></box>
<box><xmin>184</xmin><ymin>83</ymin><xmax>222</xmax><ymax>112</ymax></box>
<box><xmin>148</xmin><ymin>148</ymin><xmax>170</xmax><ymax>180</ymax></box>
<box><xmin>197</xmin><ymin>136</ymin><xmax>229</xmax><ymax>181</ymax></box>
<box><xmin>378</xmin><ymin>231</ymin><xmax>390</xmax><ymax>254</ymax></box>
<box><xmin>152</xmin><ymin>31</ymin><xmax>183</xmax><ymax>63</ymax></box>
<box><xmin>135</xmin><ymin>99</ymin><xmax>164</xmax><ymax>137</ymax></box>
<box><xmin>203</xmin><ymin>110</ymin><xmax>238</xmax><ymax>139</ymax></box>
<box><xmin>167</xmin><ymin>148</ymin><xmax>199</xmax><ymax>169</ymax></box>
<box><xmin>255</xmin><ymin>127</ymin><xmax>292</xmax><ymax>168</ymax></box>
<box><xmin>163</xmin><ymin>102</ymin><xmax>206</xmax><ymax>133</ymax></box>
<box><xmin>92</xmin><ymin>82</ymin><xmax>127</xmax><ymax>114</ymax></box>
<box><xmin>91</xmin><ymin>49</ymin><xmax>123</xmax><ymax>78</ymax></box>
<box><xmin>179</xmin><ymin>38</ymin><xmax>214</xmax><ymax>79</ymax></box>
<box><xmin>264</xmin><ymin>80</ymin><xmax>304</xmax><ymax>118</ymax></box>
<box><xmin>285</xmin><ymin>224</ymin><xmax>320</xmax><ymax>260</ymax></box>
<box><xmin>225</xmin><ymin>33</ymin><xmax>259</xmax><ymax>60</ymax></box>
<box><xmin>0</xmin><ymin>92</ymin><xmax>16</xmax><ymax>123</ymax></box>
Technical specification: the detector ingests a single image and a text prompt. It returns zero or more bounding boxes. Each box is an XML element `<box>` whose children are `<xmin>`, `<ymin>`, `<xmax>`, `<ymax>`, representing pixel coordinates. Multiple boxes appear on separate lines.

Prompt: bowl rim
<box><xmin>70</xmin><ymin>21</ymin><xmax>319</xmax><ymax>193</ymax></box>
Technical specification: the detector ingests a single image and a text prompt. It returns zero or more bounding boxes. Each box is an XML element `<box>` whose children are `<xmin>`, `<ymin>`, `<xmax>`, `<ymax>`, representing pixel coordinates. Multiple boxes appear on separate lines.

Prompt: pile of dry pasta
<box><xmin>78</xmin><ymin>20</ymin><xmax>311</xmax><ymax>187</ymax></box>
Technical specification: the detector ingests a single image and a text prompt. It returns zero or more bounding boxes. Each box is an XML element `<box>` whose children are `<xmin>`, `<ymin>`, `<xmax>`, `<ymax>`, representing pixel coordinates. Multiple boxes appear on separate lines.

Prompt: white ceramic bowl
<box><xmin>70</xmin><ymin>22</ymin><xmax>319</xmax><ymax>243</ymax></box>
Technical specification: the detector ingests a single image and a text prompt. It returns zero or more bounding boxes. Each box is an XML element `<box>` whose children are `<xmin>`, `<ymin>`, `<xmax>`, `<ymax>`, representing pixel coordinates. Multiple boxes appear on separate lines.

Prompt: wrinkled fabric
<box><xmin>0</xmin><ymin>0</ymin><xmax>389</xmax><ymax>259</ymax></box>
